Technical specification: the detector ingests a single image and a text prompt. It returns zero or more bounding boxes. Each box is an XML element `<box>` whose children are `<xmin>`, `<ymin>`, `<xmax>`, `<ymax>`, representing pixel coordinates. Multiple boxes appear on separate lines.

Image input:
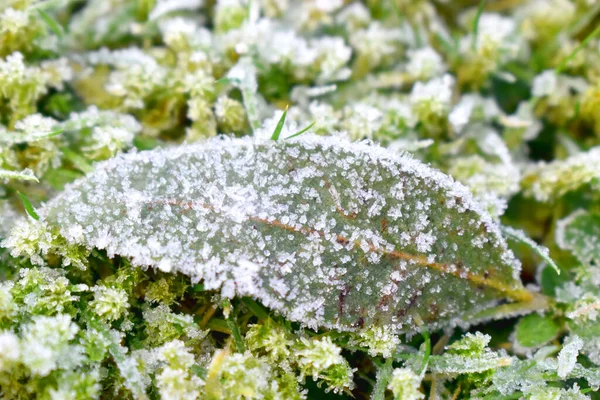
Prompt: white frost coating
<box><xmin>149</xmin><ymin>0</ymin><xmax>204</xmax><ymax>20</ymax></box>
<box><xmin>557</xmin><ymin>336</ymin><xmax>583</xmax><ymax>378</ymax></box>
<box><xmin>24</xmin><ymin>135</ymin><xmax>526</xmax><ymax>333</ymax></box>
<box><xmin>556</xmin><ymin>210</ymin><xmax>600</xmax><ymax>266</ymax></box>
<box><xmin>532</xmin><ymin>70</ymin><xmax>558</xmax><ymax>98</ymax></box>
<box><xmin>523</xmin><ymin>146</ymin><xmax>600</xmax><ymax>202</ymax></box>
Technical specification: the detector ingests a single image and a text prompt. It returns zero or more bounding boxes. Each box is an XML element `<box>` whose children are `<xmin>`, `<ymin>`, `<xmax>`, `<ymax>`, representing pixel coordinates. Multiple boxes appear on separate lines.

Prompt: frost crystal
<box><xmin>0</xmin><ymin>331</ymin><xmax>20</xmax><ymax>371</ymax></box>
<box><xmin>388</xmin><ymin>368</ymin><xmax>424</xmax><ymax>400</ymax></box>
<box><xmin>90</xmin><ymin>285</ymin><xmax>129</xmax><ymax>321</ymax></box>
<box><xmin>557</xmin><ymin>336</ymin><xmax>583</xmax><ymax>378</ymax></box>
<box><xmin>15</xmin><ymin>135</ymin><xmax>529</xmax><ymax>333</ymax></box>
<box><xmin>406</xmin><ymin>47</ymin><xmax>446</xmax><ymax>81</ymax></box>
<box><xmin>20</xmin><ymin>314</ymin><xmax>81</xmax><ymax>376</ymax></box>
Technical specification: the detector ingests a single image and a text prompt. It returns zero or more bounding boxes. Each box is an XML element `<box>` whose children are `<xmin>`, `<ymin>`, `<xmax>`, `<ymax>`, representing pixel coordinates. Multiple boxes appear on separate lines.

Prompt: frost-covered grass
<box><xmin>1</xmin><ymin>0</ymin><xmax>600</xmax><ymax>399</ymax></box>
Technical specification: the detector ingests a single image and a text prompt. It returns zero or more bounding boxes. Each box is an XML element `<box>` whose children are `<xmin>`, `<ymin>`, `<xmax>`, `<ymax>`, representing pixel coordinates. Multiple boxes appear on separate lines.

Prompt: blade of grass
<box><xmin>206</xmin><ymin>318</ymin><xmax>231</xmax><ymax>334</ymax></box>
<box><xmin>38</xmin><ymin>127</ymin><xmax>64</xmax><ymax>139</ymax></box>
<box><xmin>37</xmin><ymin>9</ymin><xmax>65</xmax><ymax>39</ymax></box>
<box><xmin>18</xmin><ymin>192</ymin><xmax>39</xmax><ymax>221</ymax></box>
<box><xmin>555</xmin><ymin>23</ymin><xmax>600</xmax><ymax>74</ymax></box>
<box><xmin>270</xmin><ymin>105</ymin><xmax>289</xmax><ymax>141</ymax></box>
<box><xmin>226</xmin><ymin>313</ymin><xmax>246</xmax><ymax>352</ymax></box>
<box><xmin>471</xmin><ymin>0</ymin><xmax>486</xmax><ymax>50</ymax></box>
<box><xmin>62</xmin><ymin>149</ymin><xmax>93</xmax><ymax>174</ymax></box>
<box><xmin>191</xmin><ymin>283</ymin><xmax>205</xmax><ymax>292</ymax></box>
<box><xmin>285</xmin><ymin>121</ymin><xmax>315</xmax><ymax>140</ymax></box>
<box><xmin>240</xmin><ymin>297</ymin><xmax>270</xmax><ymax>321</ymax></box>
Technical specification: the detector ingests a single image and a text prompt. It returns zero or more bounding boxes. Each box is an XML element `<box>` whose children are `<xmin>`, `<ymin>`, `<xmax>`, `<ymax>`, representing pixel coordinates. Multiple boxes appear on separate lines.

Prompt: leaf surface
<box><xmin>38</xmin><ymin>136</ymin><xmax>529</xmax><ymax>332</ymax></box>
<box><xmin>557</xmin><ymin>210</ymin><xmax>600</xmax><ymax>265</ymax></box>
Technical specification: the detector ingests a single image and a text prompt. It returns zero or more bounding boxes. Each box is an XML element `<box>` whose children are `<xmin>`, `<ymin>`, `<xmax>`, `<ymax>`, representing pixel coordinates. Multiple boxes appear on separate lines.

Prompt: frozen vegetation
<box><xmin>0</xmin><ymin>0</ymin><xmax>600</xmax><ymax>399</ymax></box>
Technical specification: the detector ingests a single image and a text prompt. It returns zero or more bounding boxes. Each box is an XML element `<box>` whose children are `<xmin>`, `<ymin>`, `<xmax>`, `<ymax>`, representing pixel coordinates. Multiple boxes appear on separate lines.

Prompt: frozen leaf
<box><xmin>557</xmin><ymin>336</ymin><xmax>583</xmax><ymax>378</ymax></box>
<box><xmin>426</xmin><ymin>352</ymin><xmax>512</xmax><ymax>375</ymax></box>
<box><xmin>29</xmin><ymin>135</ymin><xmax>530</xmax><ymax>333</ymax></box>
<box><xmin>556</xmin><ymin>210</ymin><xmax>600</xmax><ymax>266</ymax></box>
<box><xmin>0</xmin><ymin>168</ymin><xmax>38</xmax><ymax>182</ymax></box>
<box><xmin>425</xmin><ymin>332</ymin><xmax>512</xmax><ymax>375</ymax></box>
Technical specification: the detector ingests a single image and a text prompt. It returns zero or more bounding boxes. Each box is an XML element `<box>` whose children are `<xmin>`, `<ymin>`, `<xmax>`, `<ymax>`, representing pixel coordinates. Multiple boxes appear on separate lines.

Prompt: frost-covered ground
<box><xmin>1</xmin><ymin>0</ymin><xmax>600</xmax><ymax>399</ymax></box>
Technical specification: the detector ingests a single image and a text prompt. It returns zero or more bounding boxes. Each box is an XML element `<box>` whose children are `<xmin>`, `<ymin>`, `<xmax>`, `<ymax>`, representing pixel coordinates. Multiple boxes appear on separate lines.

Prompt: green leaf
<box><xmin>419</xmin><ymin>330</ymin><xmax>431</xmax><ymax>375</ymax></box>
<box><xmin>32</xmin><ymin>136</ymin><xmax>531</xmax><ymax>333</ymax></box>
<box><xmin>270</xmin><ymin>106</ymin><xmax>288</xmax><ymax>141</ymax></box>
<box><xmin>556</xmin><ymin>210</ymin><xmax>600</xmax><ymax>266</ymax></box>
<box><xmin>17</xmin><ymin>192</ymin><xmax>39</xmax><ymax>221</ymax></box>
<box><xmin>514</xmin><ymin>313</ymin><xmax>560</xmax><ymax>349</ymax></box>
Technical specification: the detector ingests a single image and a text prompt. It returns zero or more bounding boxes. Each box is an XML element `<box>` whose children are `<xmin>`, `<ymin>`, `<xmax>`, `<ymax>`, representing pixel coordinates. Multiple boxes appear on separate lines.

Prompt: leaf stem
<box><xmin>371</xmin><ymin>357</ymin><xmax>393</xmax><ymax>400</ymax></box>
<box><xmin>227</xmin><ymin>314</ymin><xmax>246</xmax><ymax>353</ymax></box>
<box><xmin>419</xmin><ymin>330</ymin><xmax>431</xmax><ymax>376</ymax></box>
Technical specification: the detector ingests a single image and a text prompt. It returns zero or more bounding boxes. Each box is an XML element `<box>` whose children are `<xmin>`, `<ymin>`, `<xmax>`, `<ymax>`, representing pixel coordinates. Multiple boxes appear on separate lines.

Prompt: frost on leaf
<box><xmin>556</xmin><ymin>210</ymin><xmax>600</xmax><ymax>266</ymax></box>
<box><xmin>24</xmin><ymin>135</ymin><xmax>529</xmax><ymax>333</ymax></box>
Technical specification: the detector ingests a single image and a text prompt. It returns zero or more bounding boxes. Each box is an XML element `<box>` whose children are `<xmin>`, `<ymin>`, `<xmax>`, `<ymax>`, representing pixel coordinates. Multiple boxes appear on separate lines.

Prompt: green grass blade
<box><xmin>270</xmin><ymin>106</ymin><xmax>288</xmax><ymax>141</ymax></box>
<box><xmin>62</xmin><ymin>148</ymin><xmax>93</xmax><ymax>174</ymax></box>
<box><xmin>240</xmin><ymin>297</ymin><xmax>270</xmax><ymax>321</ymax></box>
<box><xmin>555</xmin><ymin>23</ymin><xmax>600</xmax><ymax>73</ymax></box>
<box><xmin>471</xmin><ymin>0</ymin><xmax>486</xmax><ymax>50</ymax></box>
<box><xmin>37</xmin><ymin>9</ymin><xmax>64</xmax><ymax>39</ymax></box>
<box><xmin>18</xmin><ymin>192</ymin><xmax>39</xmax><ymax>221</ymax></box>
<box><xmin>285</xmin><ymin>121</ymin><xmax>315</xmax><ymax>140</ymax></box>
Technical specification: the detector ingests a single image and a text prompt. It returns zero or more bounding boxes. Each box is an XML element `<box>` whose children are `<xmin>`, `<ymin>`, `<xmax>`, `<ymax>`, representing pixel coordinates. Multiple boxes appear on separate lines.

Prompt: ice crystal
<box><xmin>387</xmin><ymin>368</ymin><xmax>424</xmax><ymax>400</ymax></box>
<box><xmin>296</xmin><ymin>336</ymin><xmax>354</xmax><ymax>393</ymax></box>
<box><xmin>350</xmin><ymin>326</ymin><xmax>401</xmax><ymax>358</ymax></box>
<box><xmin>406</xmin><ymin>47</ymin><xmax>446</xmax><ymax>81</ymax></box>
<box><xmin>20</xmin><ymin>314</ymin><xmax>82</xmax><ymax>376</ymax></box>
<box><xmin>156</xmin><ymin>340</ymin><xmax>203</xmax><ymax>400</ymax></box>
<box><xmin>90</xmin><ymin>285</ymin><xmax>129</xmax><ymax>322</ymax></box>
<box><xmin>557</xmin><ymin>336</ymin><xmax>583</xmax><ymax>378</ymax></box>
